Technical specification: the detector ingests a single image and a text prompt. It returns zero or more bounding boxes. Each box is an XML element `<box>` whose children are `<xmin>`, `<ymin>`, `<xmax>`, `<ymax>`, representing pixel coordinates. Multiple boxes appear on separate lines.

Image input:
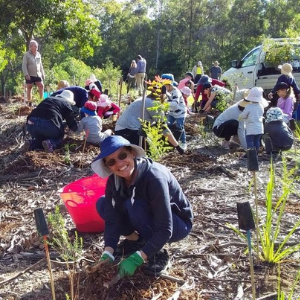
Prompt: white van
<box><xmin>222</xmin><ymin>38</ymin><xmax>300</xmax><ymax>93</ymax></box>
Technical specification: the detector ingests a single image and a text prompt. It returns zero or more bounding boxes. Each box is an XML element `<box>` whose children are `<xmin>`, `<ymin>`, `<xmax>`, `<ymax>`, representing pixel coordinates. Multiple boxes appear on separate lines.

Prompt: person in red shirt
<box><xmin>97</xmin><ymin>94</ymin><xmax>120</xmax><ymax>119</ymax></box>
<box><xmin>194</xmin><ymin>75</ymin><xmax>225</xmax><ymax>111</ymax></box>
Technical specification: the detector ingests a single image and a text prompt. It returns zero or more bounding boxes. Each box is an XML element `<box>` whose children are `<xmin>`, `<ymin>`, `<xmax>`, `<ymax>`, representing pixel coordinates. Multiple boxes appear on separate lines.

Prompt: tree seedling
<box><xmin>237</xmin><ymin>201</ymin><xmax>256</xmax><ymax>300</ymax></box>
<box><xmin>34</xmin><ymin>208</ymin><xmax>56</xmax><ymax>300</ymax></box>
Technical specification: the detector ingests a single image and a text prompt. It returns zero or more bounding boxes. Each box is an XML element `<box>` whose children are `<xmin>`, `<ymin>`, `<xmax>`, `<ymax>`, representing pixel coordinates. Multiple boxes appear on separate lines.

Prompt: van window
<box><xmin>241</xmin><ymin>47</ymin><xmax>260</xmax><ymax>68</ymax></box>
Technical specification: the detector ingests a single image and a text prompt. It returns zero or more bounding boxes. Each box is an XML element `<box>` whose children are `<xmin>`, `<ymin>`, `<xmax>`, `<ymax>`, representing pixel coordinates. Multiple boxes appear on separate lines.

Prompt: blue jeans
<box><xmin>96</xmin><ymin>196</ymin><xmax>192</xmax><ymax>244</ymax></box>
<box><xmin>246</xmin><ymin>134</ymin><xmax>262</xmax><ymax>151</ymax></box>
<box><xmin>27</xmin><ymin>117</ymin><xmax>63</xmax><ymax>150</ymax></box>
<box><xmin>167</xmin><ymin>115</ymin><xmax>186</xmax><ymax>143</ymax></box>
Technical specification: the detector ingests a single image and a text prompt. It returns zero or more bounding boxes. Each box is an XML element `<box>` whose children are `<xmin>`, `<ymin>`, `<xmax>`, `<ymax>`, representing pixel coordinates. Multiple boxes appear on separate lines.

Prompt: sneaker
<box><xmin>141</xmin><ymin>249</ymin><xmax>170</xmax><ymax>276</ymax></box>
<box><xmin>179</xmin><ymin>142</ymin><xmax>187</xmax><ymax>151</ymax></box>
<box><xmin>42</xmin><ymin>139</ymin><xmax>54</xmax><ymax>153</ymax></box>
<box><xmin>221</xmin><ymin>140</ymin><xmax>230</xmax><ymax>150</ymax></box>
<box><xmin>114</xmin><ymin>237</ymin><xmax>146</xmax><ymax>259</ymax></box>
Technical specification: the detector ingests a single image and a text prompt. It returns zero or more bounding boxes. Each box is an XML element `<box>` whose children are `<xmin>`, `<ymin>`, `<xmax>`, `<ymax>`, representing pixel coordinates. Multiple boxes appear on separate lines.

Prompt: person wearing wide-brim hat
<box><xmin>239</xmin><ymin>87</ymin><xmax>269</xmax><ymax>152</ymax></box>
<box><xmin>213</xmin><ymin>93</ymin><xmax>251</xmax><ymax>150</ymax></box>
<box><xmin>268</xmin><ymin>63</ymin><xmax>300</xmax><ymax>105</ymax></box>
<box><xmin>91</xmin><ymin>135</ymin><xmax>193</xmax><ymax>278</ymax></box>
<box><xmin>24</xmin><ymin>90</ymin><xmax>78</xmax><ymax>153</ymax></box>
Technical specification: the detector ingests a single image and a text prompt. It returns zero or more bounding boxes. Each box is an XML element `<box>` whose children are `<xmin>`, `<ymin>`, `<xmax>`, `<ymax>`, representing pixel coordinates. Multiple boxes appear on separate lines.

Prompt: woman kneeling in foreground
<box><xmin>91</xmin><ymin>135</ymin><xmax>193</xmax><ymax>278</ymax></box>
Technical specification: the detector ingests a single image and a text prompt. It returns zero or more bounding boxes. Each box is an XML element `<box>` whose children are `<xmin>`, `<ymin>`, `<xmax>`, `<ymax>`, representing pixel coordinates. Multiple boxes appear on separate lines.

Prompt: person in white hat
<box><xmin>96</xmin><ymin>94</ymin><xmax>120</xmax><ymax>119</ymax></box>
<box><xmin>239</xmin><ymin>87</ymin><xmax>269</xmax><ymax>153</ymax></box>
<box><xmin>268</xmin><ymin>63</ymin><xmax>300</xmax><ymax>104</ymax></box>
<box><xmin>24</xmin><ymin>90</ymin><xmax>78</xmax><ymax>153</ymax></box>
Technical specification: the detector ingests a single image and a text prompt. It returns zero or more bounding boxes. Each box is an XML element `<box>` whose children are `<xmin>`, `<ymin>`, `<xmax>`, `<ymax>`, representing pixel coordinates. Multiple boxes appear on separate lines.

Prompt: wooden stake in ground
<box><xmin>34</xmin><ymin>208</ymin><xmax>56</xmax><ymax>300</ymax></box>
<box><xmin>118</xmin><ymin>77</ymin><xmax>123</xmax><ymax>109</ymax></box>
<box><xmin>79</xmin><ymin>129</ymin><xmax>89</xmax><ymax>169</ymax></box>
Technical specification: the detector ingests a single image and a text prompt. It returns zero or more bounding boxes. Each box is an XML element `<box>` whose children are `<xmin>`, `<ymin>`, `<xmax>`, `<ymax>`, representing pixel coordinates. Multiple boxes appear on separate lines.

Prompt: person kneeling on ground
<box><xmin>24</xmin><ymin>90</ymin><xmax>78</xmax><ymax>153</ymax></box>
<box><xmin>91</xmin><ymin>136</ymin><xmax>193</xmax><ymax>278</ymax></box>
<box><xmin>75</xmin><ymin>101</ymin><xmax>113</xmax><ymax>146</ymax></box>
<box><xmin>213</xmin><ymin>99</ymin><xmax>250</xmax><ymax>150</ymax></box>
<box><xmin>96</xmin><ymin>94</ymin><xmax>120</xmax><ymax>119</ymax></box>
<box><xmin>263</xmin><ymin>107</ymin><xmax>293</xmax><ymax>157</ymax></box>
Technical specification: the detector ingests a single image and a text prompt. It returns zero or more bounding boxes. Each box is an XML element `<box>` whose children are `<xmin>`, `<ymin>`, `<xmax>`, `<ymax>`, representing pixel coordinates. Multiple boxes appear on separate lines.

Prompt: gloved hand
<box><xmin>104</xmin><ymin>111</ymin><xmax>114</xmax><ymax>117</ymax></box>
<box><xmin>176</xmin><ymin>145</ymin><xmax>185</xmax><ymax>155</ymax></box>
<box><xmin>100</xmin><ymin>250</ymin><xmax>115</xmax><ymax>263</ymax></box>
<box><xmin>119</xmin><ymin>251</ymin><xmax>144</xmax><ymax>278</ymax></box>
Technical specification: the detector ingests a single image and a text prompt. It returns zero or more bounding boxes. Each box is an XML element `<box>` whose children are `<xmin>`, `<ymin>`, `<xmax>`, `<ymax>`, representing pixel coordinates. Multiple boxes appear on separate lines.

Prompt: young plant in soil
<box><xmin>227</xmin><ymin>159</ymin><xmax>300</xmax><ymax>263</ymax></box>
<box><xmin>48</xmin><ymin>206</ymin><xmax>83</xmax><ymax>300</ymax></box>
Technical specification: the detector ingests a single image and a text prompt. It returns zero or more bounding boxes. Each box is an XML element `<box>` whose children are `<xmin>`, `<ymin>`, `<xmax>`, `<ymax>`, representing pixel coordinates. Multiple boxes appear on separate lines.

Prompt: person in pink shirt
<box><xmin>276</xmin><ymin>82</ymin><xmax>295</xmax><ymax>123</ymax></box>
<box><xmin>97</xmin><ymin>94</ymin><xmax>120</xmax><ymax>119</ymax></box>
<box><xmin>178</xmin><ymin>72</ymin><xmax>194</xmax><ymax>91</ymax></box>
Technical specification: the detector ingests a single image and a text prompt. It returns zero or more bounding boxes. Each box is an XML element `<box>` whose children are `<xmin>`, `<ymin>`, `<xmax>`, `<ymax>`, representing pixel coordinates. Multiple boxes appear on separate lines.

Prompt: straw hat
<box><xmin>278</xmin><ymin>63</ymin><xmax>293</xmax><ymax>77</ymax></box>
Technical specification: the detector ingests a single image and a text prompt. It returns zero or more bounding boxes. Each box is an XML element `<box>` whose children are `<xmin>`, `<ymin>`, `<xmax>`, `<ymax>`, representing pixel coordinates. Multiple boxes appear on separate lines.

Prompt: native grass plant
<box><xmin>64</xmin><ymin>143</ymin><xmax>76</xmax><ymax>165</ymax></box>
<box><xmin>227</xmin><ymin>159</ymin><xmax>300</xmax><ymax>263</ymax></box>
<box><xmin>260</xmin><ymin>159</ymin><xmax>300</xmax><ymax>263</ymax></box>
<box><xmin>277</xmin><ymin>264</ymin><xmax>300</xmax><ymax>300</ymax></box>
<box><xmin>48</xmin><ymin>206</ymin><xmax>83</xmax><ymax>300</ymax></box>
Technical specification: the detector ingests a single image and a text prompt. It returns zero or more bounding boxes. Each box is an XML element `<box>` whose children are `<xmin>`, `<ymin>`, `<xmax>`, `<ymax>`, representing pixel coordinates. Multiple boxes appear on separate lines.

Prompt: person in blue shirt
<box><xmin>136</xmin><ymin>55</ymin><xmax>147</xmax><ymax>96</ymax></box>
<box><xmin>91</xmin><ymin>136</ymin><xmax>193</xmax><ymax>278</ymax></box>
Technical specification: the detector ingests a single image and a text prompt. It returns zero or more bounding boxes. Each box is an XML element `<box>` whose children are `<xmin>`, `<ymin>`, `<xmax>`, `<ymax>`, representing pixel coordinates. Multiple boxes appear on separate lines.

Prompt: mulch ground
<box><xmin>0</xmin><ymin>99</ymin><xmax>300</xmax><ymax>300</ymax></box>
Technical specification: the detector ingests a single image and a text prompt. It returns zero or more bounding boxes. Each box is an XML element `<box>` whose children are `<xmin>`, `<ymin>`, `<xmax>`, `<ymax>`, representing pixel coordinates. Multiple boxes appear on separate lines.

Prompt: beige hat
<box><xmin>278</xmin><ymin>63</ymin><xmax>293</xmax><ymax>77</ymax></box>
<box><xmin>53</xmin><ymin>90</ymin><xmax>75</xmax><ymax>105</ymax></box>
<box><xmin>238</xmin><ymin>99</ymin><xmax>251</xmax><ymax>108</ymax></box>
<box><xmin>214</xmin><ymin>61</ymin><xmax>219</xmax><ymax>66</ymax></box>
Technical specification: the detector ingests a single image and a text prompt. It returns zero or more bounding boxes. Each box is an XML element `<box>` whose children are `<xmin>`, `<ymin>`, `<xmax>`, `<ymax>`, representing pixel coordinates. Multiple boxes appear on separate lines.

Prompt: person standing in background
<box><xmin>192</xmin><ymin>61</ymin><xmax>204</xmax><ymax>84</ymax></box>
<box><xmin>127</xmin><ymin>60</ymin><xmax>138</xmax><ymax>93</ymax></box>
<box><xmin>210</xmin><ymin>61</ymin><xmax>222</xmax><ymax>80</ymax></box>
<box><xmin>136</xmin><ymin>55</ymin><xmax>146</xmax><ymax>96</ymax></box>
<box><xmin>22</xmin><ymin>40</ymin><xmax>45</xmax><ymax>106</ymax></box>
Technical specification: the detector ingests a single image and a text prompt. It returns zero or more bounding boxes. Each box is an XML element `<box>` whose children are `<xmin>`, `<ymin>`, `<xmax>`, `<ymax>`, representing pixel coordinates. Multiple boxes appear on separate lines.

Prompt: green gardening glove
<box><xmin>119</xmin><ymin>251</ymin><xmax>144</xmax><ymax>278</ymax></box>
<box><xmin>100</xmin><ymin>251</ymin><xmax>114</xmax><ymax>263</ymax></box>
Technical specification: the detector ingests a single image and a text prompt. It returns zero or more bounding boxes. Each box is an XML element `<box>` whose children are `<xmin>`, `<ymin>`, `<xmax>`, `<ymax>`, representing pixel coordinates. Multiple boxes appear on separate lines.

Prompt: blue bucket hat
<box><xmin>91</xmin><ymin>136</ymin><xmax>145</xmax><ymax>178</ymax></box>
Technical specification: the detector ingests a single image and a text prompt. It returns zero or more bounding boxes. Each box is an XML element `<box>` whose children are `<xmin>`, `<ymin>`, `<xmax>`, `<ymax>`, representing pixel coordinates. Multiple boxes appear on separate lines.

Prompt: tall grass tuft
<box><xmin>260</xmin><ymin>159</ymin><xmax>300</xmax><ymax>263</ymax></box>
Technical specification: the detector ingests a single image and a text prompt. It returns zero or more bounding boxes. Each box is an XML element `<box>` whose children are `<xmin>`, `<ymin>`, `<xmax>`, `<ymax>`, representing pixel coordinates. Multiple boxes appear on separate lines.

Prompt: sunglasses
<box><xmin>105</xmin><ymin>151</ymin><xmax>128</xmax><ymax>167</ymax></box>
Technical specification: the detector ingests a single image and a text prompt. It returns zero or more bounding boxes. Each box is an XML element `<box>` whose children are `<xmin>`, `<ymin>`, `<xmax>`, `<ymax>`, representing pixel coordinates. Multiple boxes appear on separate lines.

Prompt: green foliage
<box><xmin>48</xmin><ymin>206</ymin><xmax>83</xmax><ymax>300</ymax></box>
<box><xmin>261</xmin><ymin>160</ymin><xmax>300</xmax><ymax>263</ymax></box>
<box><xmin>277</xmin><ymin>264</ymin><xmax>300</xmax><ymax>300</ymax></box>
<box><xmin>94</xmin><ymin>61</ymin><xmax>122</xmax><ymax>99</ymax></box>
<box><xmin>141</xmin><ymin>120</ymin><xmax>172</xmax><ymax>160</ymax></box>
<box><xmin>64</xmin><ymin>143</ymin><xmax>76</xmax><ymax>164</ymax></box>
<box><xmin>263</xmin><ymin>38</ymin><xmax>300</xmax><ymax>67</ymax></box>
<box><xmin>215</xmin><ymin>89</ymin><xmax>233</xmax><ymax>112</ymax></box>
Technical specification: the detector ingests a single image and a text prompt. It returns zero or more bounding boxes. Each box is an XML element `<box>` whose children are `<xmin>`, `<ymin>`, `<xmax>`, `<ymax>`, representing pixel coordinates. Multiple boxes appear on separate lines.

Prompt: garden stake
<box><xmin>118</xmin><ymin>77</ymin><xmax>123</xmax><ymax>109</ymax></box>
<box><xmin>34</xmin><ymin>208</ymin><xmax>56</xmax><ymax>300</ymax></box>
<box><xmin>237</xmin><ymin>202</ymin><xmax>256</xmax><ymax>300</ymax></box>
<box><xmin>247</xmin><ymin>148</ymin><xmax>260</xmax><ymax>259</ymax></box>
<box><xmin>139</xmin><ymin>81</ymin><xmax>147</xmax><ymax>148</ymax></box>
<box><xmin>79</xmin><ymin>129</ymin><xmax>89</xmax><ymax>169</ymax></box>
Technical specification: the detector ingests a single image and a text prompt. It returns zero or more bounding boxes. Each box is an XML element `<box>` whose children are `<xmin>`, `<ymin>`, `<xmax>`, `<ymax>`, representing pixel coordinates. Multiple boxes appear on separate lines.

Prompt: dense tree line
<box><xmin>0</xmin><ymin>0</ymin><xmax>299</xmax><ymax>95</ymax></box>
